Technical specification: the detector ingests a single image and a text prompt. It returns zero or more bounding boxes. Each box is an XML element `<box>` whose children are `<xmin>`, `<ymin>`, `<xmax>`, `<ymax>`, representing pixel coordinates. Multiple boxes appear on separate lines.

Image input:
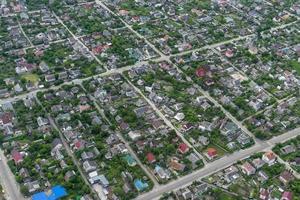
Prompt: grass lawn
<box><xmin>229</xmin><ymin>180</ymin><xmax>252</xmax><ymax>197</ymax></box>
<box><xmin>289</xmin><ymin>60</ymin><xmax>300</xmax><ymax>75</ymax></box>
<box><xmin>203</xmin><ymin>144</ymin><xmax>227</xmax><ymax>161</ymax></box>
<box><xmin>21</xmin><ymin>73</ymin><xmax>39</xmax><ymax>83</ymax></box>
<box><xmin>271</xmin><ymin>188</ymin><xmax>282</xmax><ymax>199</ymax></box>
<box><xmin>210</xmin><ymin>144</ymin><xmax>226</xmax><ymax>156</ymax></box>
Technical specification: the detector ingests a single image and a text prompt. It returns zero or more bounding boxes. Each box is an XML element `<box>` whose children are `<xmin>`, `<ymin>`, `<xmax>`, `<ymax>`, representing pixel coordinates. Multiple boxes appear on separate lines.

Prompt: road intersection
<box><xmin>0</xmin><ymin>1</ymin><xmax>300</xmax><ymax>199</ymax></box>
<box><xmin>135</xmin><ymin>127</ymin><xmax>300</xmax><ymax>200</ymax></box>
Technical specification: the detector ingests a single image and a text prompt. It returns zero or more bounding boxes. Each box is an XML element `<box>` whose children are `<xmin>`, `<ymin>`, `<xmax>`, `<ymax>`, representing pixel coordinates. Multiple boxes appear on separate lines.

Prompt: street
<box><xmin>135</xmin><ymin>127</ymin><xmax>300</xmax><ymax>200</ymax></box>
<box><xmin>0</xmin><ymin>1</ymin><xmax>299</xmax><ymax>199</ymax></box>
<box><xmin>0</xmin><ymin>150</ymin><xmax>26</xmax><ymax>200</ymax></box>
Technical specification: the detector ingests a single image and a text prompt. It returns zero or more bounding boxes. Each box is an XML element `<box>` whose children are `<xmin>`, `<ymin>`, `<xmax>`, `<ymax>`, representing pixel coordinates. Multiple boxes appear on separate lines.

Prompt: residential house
<box><xmin>134</xmin><ymin>179</ymin><xmax>148</xmax><ymax>192</ymax></box>
<box><xmin>154</xmin><ymin>165</ymin><xmax>170</xmax><ymax>180</ymax></box>
<box><xmin>169</xmin><ymin>158</ymin><xmax>186</xmax><ymax>172</ymax></box>
<box><xmin>52</xmin><ymin>138</ymin><xmax>63</xmax><ymax>151</ymax></box>
<box><xmin>83</xmin><ymin>160</ymin><xmax>97</xmax><ymax>173</ymax></box>
<box><xmin>64</xmin><ymin>170</ymin><xmax>76</xmax><ymax>182</ymax></box>
<box><xmin>178</xmin><ymin>143</ymin><xmax>189</xmax><ymax>154</ymax></box>
<box><xmin>280</xmin><ymin>145</ymin><xmax>296</xmax><ymax>155</ymax></box>
<box><xmin>0</xmin><ymin>112</ymin><xmax>13</xmax><ymax>125</ymax></box>
<box><xmin>241</xmin><ymin>162</ymin><xmax>256</xmax><ymax>176</ymax></box>
<box><xmin>81</xmin><ymin>151</ymin><xmax>95</xmax><ymax>161</ymax></box>
<box><xmin>206</xmin><ymin>148</ymin><xmax>218</xmax><ymax>160</ymax></box>
<box><xmin>279</xmin><ymin>171</ymin><xmax>294</xmax><ymax>185</ymax></box>
<box><xmin>252</xmin><ymin>158</ymin><xmax>265</xmax><ymax>169</ymax></box>
<box><xmin>262</xmin><ymin>152</ymin><xmax>276</xmax><ymax>166</ymax></box>
<box><xmin>11</xmin><ymin>149</ymin><xmax>23</xmax><ymax>165</ymax></box>
<box><xmin>128</xmin><ymin>131</ymin><xmax>142</xmax><ymax>141</ymax></box>
<box><xmin>259</xmin><ymin>188</ymin><xmax>269</xmax><ymax>200</ymax></box>
<box><xmin>281</xmin><ymin>191</ymin><xmax>292</xmax><ymax>200</ymax></box>
<box><xmin>25</xmin><ymin>180</ymin><xmax>40</xmax><ymax>193</ymax></box>
<box><xmin>146</xmin><ymin>152</ymin><xmax>156</xmax><ymax>163</ymax></box>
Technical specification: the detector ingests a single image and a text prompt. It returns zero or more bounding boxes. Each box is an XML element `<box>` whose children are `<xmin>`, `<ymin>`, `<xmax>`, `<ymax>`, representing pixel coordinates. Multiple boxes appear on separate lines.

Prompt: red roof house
<box><xmin>146</xmin><ymin>153</ymin><xmax>156</xmax><ymax>163</ymax></box>
<box><xmin>169</xmin><ymin>158</ymin><xmax>186</xmax><ymax>172</ymax></box>
<box><xmin>12</xmin><ymin>150</ymin><xmax>23</xmax><ymax>165</ymax></box>
<box><xmin>262</xmin><ymin>151</ymin><xmax>276</xmax><ymax>165</ymax></box>
<box><xmin>225</xmin><ymin>49</ymin><xmax>234</xmax><ymax>58</ymax></box>
<box><xmin>281</xmin><ymin>191</ymin><xmax>292</xmax><ymax>200</ymax></box>
<box><xmin>195</xmin><ymin>68</ymin><xmax>206</xmax><ymax>78</ymax></box>
<box><xmin>207</xmin><ymin>148</ymin><xmax>218</xmax><ymax>159</ymax></box>
<box><xmin>259</xmin><ymin>188</ymin><xmax>269</xmax><ymax>200</ymax></box>
<box><xmin>119</xmin><ymin>9</ymin><xmax>129</xmax><ymax>16</ymax></box>
<box><xmin>241</xmin><ymin>162</ymin><xmax>256</xmax><ymax>175</ymax></box>
<box><xmin>178</xmin><ymin>143</ymin><xmax>189</xmax><ymax>154</ymax></box>
<box><xmin>74</xmin><ymin>139</ymin><xmax>85</xmax><ymax>150</ymax></box>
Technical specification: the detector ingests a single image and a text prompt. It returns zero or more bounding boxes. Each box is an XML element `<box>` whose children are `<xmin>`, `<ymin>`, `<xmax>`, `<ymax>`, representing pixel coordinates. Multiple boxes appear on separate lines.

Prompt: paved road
<box><xmin>34</xmin><ymin>96</ymin><xmax>98</xmax><ymax>197</ymax></box>
<box><xmin>17</xmin><ymin>20</ymin><xmax>33</xmax><ymax>47</ymax></box>
<box><xmin>0</xmin><ymin>60</ymin><xmax>150</xmax><ymax>106</ymax></box>
<box><xmin>275</xmin><ymin>152</ymin><xmax>300</xmax><ymax>179</ymax></box>
<box><xmin>81</xmin><ymin>85</ymin><xmax>160</xmax><ymax>187</ymax></box>
<box><xmin>94</xmin><ymin>0</ymin><xmax>271</xmax><ymax>148</ymax></box>
<box><xmin>124</xmin><ymin>76</ymin><xmax>207</xmax><ymax>164</ymax></box>
<box><xmin>170</xmin><ymin>60</ymin><xmax>262</xmax><ymax>145</ymax></box>
<box><xmin>95</xmin><ymin>0</ymin><xmax>165</xmax><ymax>58</ymax></box>
<box><xmin>212</xmin><ymin>48</ymin><xmax>279</xmax><ymax>102</ymax></box>
<box><xmin>135</xmin><ymin>127</ymin><xmax>300</xmax><ymax>200</ymax></box>
<box><xmin>0</xmin><ymin>2</ymin><xmax>299</xmax><ymax>199</ymax></box>
<box><xmin>0</xmin><ymin>150</ymin><xmax>26</xmax><ymax>200</ymax></box>
<box><xmin>53</xmin><ymin>12</ymin><xmax>107</xmax><ymax>71</ymax></box>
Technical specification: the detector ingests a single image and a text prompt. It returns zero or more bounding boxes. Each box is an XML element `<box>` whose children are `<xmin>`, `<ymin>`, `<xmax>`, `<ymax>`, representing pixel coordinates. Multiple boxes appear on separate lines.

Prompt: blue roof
<box><xmin>124</xmin><ymin>154</ymin><xmax>136</xmax><ymax>166</ymax></box>
<box><xmin>134</xmin><ymin>180</ymin><xmax>149</xmax><ymax>191</ymax></box>
<box><xmin>155</xmin><ymin>165</ymin><xmax>161</xmax><ymax>171</ymax></box>
<box><xmin>49</xmin><ymin>186</ymin><xmax>67</xmax><ymax>200</ymax></box>
<box><xmin>32</xmin><ymin>185</ymin><xmax>68</xmax><ymax>200</ymax></box>
<box><xmin>32</xmin><ymin>192</ymin><xmax>48</xmax><ymax>200</ymax></box>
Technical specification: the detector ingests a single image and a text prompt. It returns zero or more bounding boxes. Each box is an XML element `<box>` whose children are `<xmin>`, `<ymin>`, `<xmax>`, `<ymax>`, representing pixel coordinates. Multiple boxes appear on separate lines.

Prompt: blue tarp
<box><xmin>32</xmin><ymin>185</ymin><xmax>68</xmax><ymax>200</ymax></box>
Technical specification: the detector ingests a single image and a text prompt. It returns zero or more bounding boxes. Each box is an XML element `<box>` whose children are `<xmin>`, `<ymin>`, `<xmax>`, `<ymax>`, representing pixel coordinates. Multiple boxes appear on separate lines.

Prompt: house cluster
<box><xmin>53</xmin><ymin>2</ymin><xmax>157</xmax><ymax>69</ymax></box>
<box><xmin>127</xmin><ymin>61</ymin><xmax>253</xmax><ymax>159</ymax></box>
<box><xmin>247</xmin><ymin>97</ymin><xmax>300</xmax><ymax>138</ymax></box>
<box><xmin>0</xmin><ymin>103</ymin><xmax>15</xmax><ymax>138</ymax></box>
<box><xmin>0</xmin><ymin>97</ymin><xmax>93</xmax><ymax>199</ymax></box>
<box><xmin>206</xmin><ymin>151</ymin><xmax>297</xmax><ymax>200</ymax></box>
<box><xmin>159</xmin><ymin>180</ymin><xmax>240</xmax><ymax>200</ymax></box>
<box><xmin>0</xmin><ymin>2</ymin><xmax>111</xmax><ymax>99</ymax></box>
<box><xmin>173</xmin><ymin>48</ymin><xmax>275</xmax><ymax>121</ymax></box>
<box><xmin>172</xmin><ymin>181</ymin><xmax>210</xmax><ymax>200</ymax></box>
<box><xmin>0</xmin><ymin>16</ymin><xmax>29</xmax><ymax>52</ymax></box>
<box><xmin>84</xmin><ymin>74</ymin><xmax>203</xmax><ymax>183</ymax></box>
<box><xmin>230</xmin><ymin>0</ymin><xmax>296</xmax><ymax>30</ymax></box>
<box><xmin>0</xmin><ymin>37</ymin><xmax>102</xmax><ymax>99</ymax></box>
<box><xmin>273</xmin><ymin>136</ymin><xmax>300</xmax><ymax>174</ymax></box>
<box><xmin>105</xmin><ymin>0</ymin><xmax>297</xmax><ymax>56</ymax></box>
<box><xmin>104</xmin><ymin>0</ymin><xmax>256</xmax><ymax>54</ymax></box>
<box><xmin>39</xmin><ymin>84</ymin><xmax>152</xmax><ymax>199</ymax></box>
<box><xmin>18</xmin><ymin>9</ymin><xmax>70</xmax><ymax>45</ymax></box>
<box><xmin>170</xmin><ymin>20</ymin><xmax>300</xmax><ymax>140</ymax></box>
<box><xmin>57</xmin><ymin>2</ymin><xmax>124</xmax><ymax>36</ymax></box>
<box><xmin>257</xmin><ymin>0</ymin><xmax>300</xmax><ymax>17</ymax></box>
<box><xmin>80</xmin><ymin>28</ymin><xmax>157</xmax><ymax>69</ymax></box>
<box><xmin>220</xmin><ymin>25</ymin><xmax>300</xmax><ymax>100</ymax></box>
<box><xmin>0</xmin><ymin>0</ymin><xmax>27</xmax><ymax>17</ymax></box>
